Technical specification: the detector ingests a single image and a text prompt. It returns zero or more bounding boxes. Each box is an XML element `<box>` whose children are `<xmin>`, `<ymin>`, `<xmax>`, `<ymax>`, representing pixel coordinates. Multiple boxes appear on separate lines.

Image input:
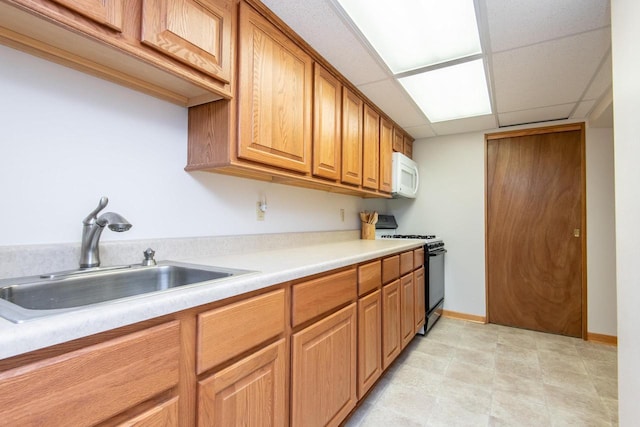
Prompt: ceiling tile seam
<box><xmin>581</xmin><ymin>84</ymin><xmax>613</xmax><ymax>120</ymax></box>
<box><xmin>498</xmin><ymin>101</ymin><xmax>580</xmax><ymax>115</ymax></box>
<box><xmin>475</xmin><ymin>0</ymin><xmax>499</xmax><ymax>126</ymax></box>
<box><xmin>489</xmin><ymin>24</ymin><xmax>612</xmax><ymax>55</ymax></box>
<box><xmin>567</xmin><ymin>47</ymin><xmax>613</xmax><ymax>118</ymax></box>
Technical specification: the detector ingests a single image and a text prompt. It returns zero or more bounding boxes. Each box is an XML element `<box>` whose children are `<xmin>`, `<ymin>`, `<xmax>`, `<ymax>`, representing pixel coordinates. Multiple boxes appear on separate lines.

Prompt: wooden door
<box><xmin>291</xmin><ymin>304</ymin><xmax>357</xmax><ymax>427</ymax></box>
<box><xmin>357</xmin><ymin>290</ymin><xmax>382</xmax><ymax>399</ymax></box>
<box><xmin>414</xmin><ymin>266</ymin><xmax>426</xmax><ymax>333</ymax></box>
<box><xmin>237</xmin><ymin>1</ymin><xmax>313</xmax><ymax>173</ymax></box>
<box><xmin>141</xmin><ymin>0</ymin><xmax>233</xmax><ymax>82</ymax></box>
<box><xmin>379</xmin><ymin>118</ymin><xmax>393</xmax><ymax>193</ymax></box>
<box><xmin>341</xmin><ymin>87</ymin><xmax>363</xmax><ymax>186</ymax></box>
<box><xmin>381</xmin><ymin>280</ymin><xmax>401</xmax><ymax>369</ymax></box>
<box><xmin>313</xmin><ymin>63</ymin><xmax>342</xmax><ymax>180</ymax></box>
<box><xmin>362</xmin><ymin>104</ymin><xmax>380</xmax><ymax>190</ymax></box>
<box><xmin>486</xmin><ymin>123</ymin><xmax>585</xmax><ymax>337</ymax></box>
<box><xmin>393</xmin><ymin>128</ymin><xmax>403</xmax><ymax>152</ymax></box>
<box><xmin>52</xmin><ymin>0</ymin><xmax>124</xmax><ymax>31</ymax></box>
<box><xmin>400</xmin><ymin>273</ymin><xmax>415</xmax><ymax>349</ymax></box>
<box><xmin>198</xmin><ymin>339</ymin><xmax>286</xmax><ymax>427</ymax></box>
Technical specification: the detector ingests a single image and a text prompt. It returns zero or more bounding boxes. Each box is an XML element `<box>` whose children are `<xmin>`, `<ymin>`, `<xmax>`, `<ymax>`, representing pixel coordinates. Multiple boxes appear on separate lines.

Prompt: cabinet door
<box><xmin>393</xmin><ymin>128</ymin><xmax>404</xmax><ymax>152</ymax></box>
<box><xmin>400</xmin><ymin>273</ymin><xmax>415</xmax><ymax>349</ymax></box>
<box><xmin>382</xmin><ymin>280</ymin><xmax>401</xmax><ymax>370</ymax></box>
<box><xmin>341</xmin><ymin>87</ymin><xmax>363</xmax><ymax>186</ymax></box>
<box><xmin>362</xmin><ymin>104</ymin><xmax>380</xmax><ymax>190</ymax></box>
<box><xmin>358</xmin><ymin>290</ymin><xmax>382</xmax><ymax>399</ymax></box>
<box><xmin>142</xmin><ymin>0</ymin><xmax>232</xmax><ymax>83</ymax></box>
<box><xmin>313</xmin><ymin>63</ymin><xmax>342</xmax><ymax>180</ymax></box>
<box><xmin>237</xmin><ymin>2</ymin><xmax>313</xmax><ymax>173</ymax></box>
<box><xmin>292</xmin><ymin>304</ymin><xmax>357</xmax><ymax>427</ymax></box>
<box><xmin>404</xmin><ymin>136</ymin><xmax>414</xmax><ymax>158</ymax></box>
<box><xmin>379</xmin><ymin>117</ymin><xmax>393</xmax><ymax>193</ymax></box>
<box><xmin>116</xmin><ymin>397</ymin><xmax>179</xmax><ymax>427</ymax></box>
<box><xmin>51</xmin><ymin>0</ymin><xmax>124</xmax><ymax>31</ymax></box>
<box><xmin>198</xmin><ymin>339</ymin><xmax>286</xmax><ymax>427</ymax></box>
<box><xmin>414</xmin><ymin>266</ymin><xmax>426</xmax><ymax>334</ymax></box>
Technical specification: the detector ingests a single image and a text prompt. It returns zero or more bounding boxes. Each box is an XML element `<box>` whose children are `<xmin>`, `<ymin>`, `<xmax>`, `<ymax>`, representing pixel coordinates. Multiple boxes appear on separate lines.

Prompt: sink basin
<box><xmin>0</xmin><ymin>262</ymin><xmax>254</xmax><ymax>322</ymax></box>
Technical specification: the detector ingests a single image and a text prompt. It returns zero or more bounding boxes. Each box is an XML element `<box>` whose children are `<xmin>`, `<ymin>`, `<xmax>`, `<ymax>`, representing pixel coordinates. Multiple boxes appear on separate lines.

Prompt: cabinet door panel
<box><xmin>341</xmin><ymin>87</ymin><xmax>363</xmax><ymax>186</ymax></box>
<box><xmin>358</xmin><ymin>290</ymin><xmax>382</xmax><ymax>399</ymax></box>
<box><xmin>379</xmin><ymin>117</ymin><xmax>393</xmax><ymax>193</ymax></box>
<box><xmin>382</xmin><ymin>280</ymin><xmax>401</xmax><ymax>370</ymax></box>
<box><xmin>238</xmin><ymin>2</ymin><xmax>313</xmax><ymax>173</ymax></box>
<box><xmin>117</xmin><ymin>397</ymin><xmax>179</xmax><ymax>427</ymax></box>
<box><xmin>51</xmin><ymin>0</ymin><xmax>124</xmax><ymax>31</ymax></box>
<box><xmin>401</xmin><ymin>273</ymin><xmax>415</xmax><ymax>349</ymax></box>
<box><xmin>414</xmin><ymin>267</ymin><xmax>426</xmax><ymax>333</ymax></box>
<box><xmin>292</xmin><ymin>304</ymin><xmax>357</xmax><ymax>427</ymax></box>
<box><xmin>393</xmin><ymin>128</ymin><xmax>404</xmax><ymax>152</ymax></box>
<box><xmin>198</xmin><ymin>339</ymin><xmax>286</xmax><ymax>427</ymax></box>
<box><xmin>142</xmin><ymin>0</ymin><xmax>232</xmax><ymax>82</ymax></box>
<box><xmin>313</xmin><ymin>63</ymin><xmax>342</xmax><ymax>180</ymax></box>
<box><xmin>362</xmin><ymin>104</ymin><xmax>379</xmax><ymax>190</ymax></box>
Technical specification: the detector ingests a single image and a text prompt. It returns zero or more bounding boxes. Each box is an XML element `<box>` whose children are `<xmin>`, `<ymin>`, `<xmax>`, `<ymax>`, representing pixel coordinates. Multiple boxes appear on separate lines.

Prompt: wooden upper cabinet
<box><xmin>379</xmin><ymin>117</ymin><xmax>393</xmax><ymax>193</ymax></box>
<box><xmin>51</xmin><ymin>0</ymin><xmax>124</xmax><ymax>31</ymax></box>
<box><xmin>237</xmin><ymin>1</ymin><xmax>313</xmax><ymax>173</ymax></box>
<box><xmin>313</xmin><ymin>63</ymin><xmax>342</xmax><ymax>181</ymax></box>
<box><xmin>404</xmin><ymin>136</ymin><xmax>414</xmax><ymax>158</ymax></box>
<box><xmin>141</xmin><ymin>0</ymin><xmax>232</xmax><ymax>84</ymax></box>
<box><xmin>393</xmin><ymin>128</ymin><xmax>404</xmax><ymax>152</ymax></box>
<box><xmin>362</xmin><ymin>104</ymin><xmax>380</xmax><ymax>190</ymax></box>
<box><xmin>341</xmin><ymin>87</ymin><xmax>363</xmax><ymax>186</ymax></box>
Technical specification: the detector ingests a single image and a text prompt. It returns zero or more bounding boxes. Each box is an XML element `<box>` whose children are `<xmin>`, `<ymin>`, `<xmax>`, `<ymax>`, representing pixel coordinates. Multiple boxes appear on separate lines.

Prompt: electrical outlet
<box><xmin>340</xmin><ymin>208</ymin><xmax>345</xmax><ymax>222</ymax></box>
<box><xmin>256</xmin><ymin>201</ymin><xmax>265</xmax><ymax>221</ymax></box>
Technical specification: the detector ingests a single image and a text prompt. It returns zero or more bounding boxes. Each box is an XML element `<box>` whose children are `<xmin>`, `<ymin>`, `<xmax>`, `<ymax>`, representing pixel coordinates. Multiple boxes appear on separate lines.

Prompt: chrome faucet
<box><xmin>80</xmin><ymin>197</ymin><xmax>132</xmax><ymax>268</ymax></box>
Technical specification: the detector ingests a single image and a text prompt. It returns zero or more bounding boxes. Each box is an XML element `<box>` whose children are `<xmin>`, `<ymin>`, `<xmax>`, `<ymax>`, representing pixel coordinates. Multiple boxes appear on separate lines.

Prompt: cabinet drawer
<box><xmin>292</xmin><ymin>268</ymin><xmax>357</xmax><ymax>327</ymax></box>
<box><xmin>0</xmin><ymin>321</ymin><xmax>180</xmax><ymax>427</ymax></box>
<box><xmin>197</xmin><ymin>289</ymin><xmax>285</xmax><ymax>374</ymax></box>
<box><xmin>414</xmin><ymin>247</ymin><xmax>425</xmax><ymax>267</ymax></box>
<box><xmin>400</xmin><ymin>251</ymin><xmax>414</xmax><ymax>276</ymax></box>
<box><xmin>382</xmin><ymin>255</ymin><xmax>399</xmax><ymax>284</ymax></box>
<box><xmin>117</xmin><ymin>397</ymin><xmax>179</xmax><ymax>427</ymax></box>
<box><xmin>358</xmin><ymin>260</ymin><xmax>381</xmax><ymax>296</ymax></box>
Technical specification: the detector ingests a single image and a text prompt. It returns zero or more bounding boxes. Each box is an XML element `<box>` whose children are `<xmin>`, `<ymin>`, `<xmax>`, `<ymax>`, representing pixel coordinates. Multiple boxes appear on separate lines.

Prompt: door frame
<box><xmin>484</xmin><ymin>122</ymin><xmax>587</xmax><ymax>339</ymax></box>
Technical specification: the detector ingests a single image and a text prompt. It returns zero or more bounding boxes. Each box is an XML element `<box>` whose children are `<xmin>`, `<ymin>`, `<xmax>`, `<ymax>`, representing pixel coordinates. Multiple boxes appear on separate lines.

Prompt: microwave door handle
<box><xmin>412</xmin><ymin>164</ymin><xmax>419</xmax><ymax>195</ymax></box>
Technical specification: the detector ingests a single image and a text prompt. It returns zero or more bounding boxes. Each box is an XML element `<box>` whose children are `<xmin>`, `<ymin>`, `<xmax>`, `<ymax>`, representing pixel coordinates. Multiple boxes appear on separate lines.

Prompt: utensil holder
<box><xmin>361</xmin><ymin>222</ymin><xmax>375</xmax><ymax>240</ymax></box>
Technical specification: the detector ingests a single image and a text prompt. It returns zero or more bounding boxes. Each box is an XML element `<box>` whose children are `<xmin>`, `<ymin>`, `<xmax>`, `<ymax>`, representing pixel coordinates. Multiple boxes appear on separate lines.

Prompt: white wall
<box><xmin>611</xmin><ymin>0</ymin><xmax>640</xmax><ymax>423</ymax></box>
<box><xmin>387</xmin><ymin>124</ymin><xmax>617</xmax><ymax>336</ymax></box>
<box><xmin>0</xmin><ymin>45</ymin><xmax>364</xmax><ymax>247</ymax></box>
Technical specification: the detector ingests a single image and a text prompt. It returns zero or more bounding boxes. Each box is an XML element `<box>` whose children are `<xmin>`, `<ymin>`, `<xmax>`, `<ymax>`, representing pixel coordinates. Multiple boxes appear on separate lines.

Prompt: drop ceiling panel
<box><xmin>403</xmin><ymin>124</ymin><xmax>436</xmax><ymax>139</ymax></box>
<box><xmin>572</xmin><ymin>100</ymin><xmax>597</xmax><ymax>119</ymax></box>
<box><xmin>584</xmin><ymin>53</ymin><xmax>612</xmax><ymax>100</ymax></box>
<box><xmin>492</xmin><ymin>28</ymin><xmax>611</xmax><ymax>113</ymax></box>
<box><xmin>485</xmin><ymin>0</ymin><xmax>611</xmax><ymax>52</ymax></box>
<box><xmin>260</xmin><ymin>0</ymin><xmax>388</xmax><ymax>85</ymax></box>
<box><xmin>431</xmin><ymin>115</ymin><xmax>497</xmax><ymax>135</ymax></box>
<box><xmin>357</xmin><ymin>79</ymin><xmax>428</xmax><ymax>128</ymax></box>
<box><xmin>498</xmin><ymin>104</ymin><xmax>574</xmax><ymax>127</ymax></box>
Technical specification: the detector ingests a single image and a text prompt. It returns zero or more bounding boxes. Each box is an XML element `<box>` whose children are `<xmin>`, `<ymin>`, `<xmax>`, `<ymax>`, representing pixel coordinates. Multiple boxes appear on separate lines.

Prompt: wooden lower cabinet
<box><xmin>358</xmin><ymin>290</ymin><xmax>382</xmax><ymax>399</ymax></box>
<box><xmin>382</xmin><ymin>280</ymin><xmax>401</xmax><ymax>370</ymax></box>
<box><xmin>414</xmin><ymin>267</ymin><xmax>426</xmax><ymax>334</ymax></box>
<box><xmin>197</xmin><ymin>339</ymin><xmax>286</xmax><ymax>427</ymax></box>
<box><xmin>400</xmin><ymin>273</ymin><xmax>415</xmax><ymax>349</ymax></box>
<box><xmin>291</xmin><ymin>303</ymin><xmax>357</xmax><ymax>427</ymax></box>
<box><xmin>117</xmin><ymin>397</ymin><xmax>180</xmax><ymax>426</ymax></box>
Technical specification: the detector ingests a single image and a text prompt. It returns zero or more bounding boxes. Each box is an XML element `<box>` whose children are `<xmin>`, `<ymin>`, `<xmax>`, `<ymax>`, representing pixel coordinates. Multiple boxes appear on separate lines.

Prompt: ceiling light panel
<box><xmin>398</xmin><ymin>59</ymin><xmax>492</xmax><ymax>122</ymax></box>
<box><xmin>336</xmin><ymin>0</ymin><xmax>482</xmax><ymax>73</ymax></box>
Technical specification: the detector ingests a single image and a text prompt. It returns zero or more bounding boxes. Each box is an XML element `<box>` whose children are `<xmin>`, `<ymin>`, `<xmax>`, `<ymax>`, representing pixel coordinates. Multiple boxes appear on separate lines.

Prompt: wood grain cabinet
<box><xmin>0</xmin><ymin>321</ymin><xmax>181</xmax><ymax>426</ymax></box>
<box><xmin>362</xmin><ymin>104</ymin><xmax>380</xmax><ymax>190</ymax></box>
<box><xmin>404</xmin><ymin>136</ymin><xmax>414</xmax><ymax>158</ymax></box>
<box><xmin>414</xmin><ymin>266</ymin><xmax>426</xmax><ymax>334</ymax></box>
<box><xmin>237</xmin><ymin>0</ymin><xmax>313</xmax><ymax>173</ymax></box>
<box><xmin>379</xmin><ymin>117</ymin><xmax>394</xmax><ymax>193</ymax></box>
<box><xmin>382</xmin><ymin>279</ymin><xmax>402</xmax><ymax>370</ymax></box>
<box><xmin>0</xmin><ymin>0</ymin><xmax>234</xmax><ymax>105</ymax></box>
<box><xmin>292</xmin><ymin>303</ymin><xmax>358</xmax><ymax>427</ymax></box>
<box><xmin>400</xmin><ymin>273</ymin><xmax>415</xmax><ymax>349</ymax></box>
<box><xmin>358</xmin><ymin>290</ymin><xmax>382</xmax><ymax>399</ymax></box>
<box><xmin>393</xmin><ymin>128</ymin><xmax>404</xmax><ymax>152</ymax></box>
<box><xmin>313</xmin><ymin>63</ymin><xmax>342</xmax><ymax>181</ymax></box>
<box><xmin>341</xmin><ymin>87</ymin><xmax>364</xmax><ymax>186</ymax></box>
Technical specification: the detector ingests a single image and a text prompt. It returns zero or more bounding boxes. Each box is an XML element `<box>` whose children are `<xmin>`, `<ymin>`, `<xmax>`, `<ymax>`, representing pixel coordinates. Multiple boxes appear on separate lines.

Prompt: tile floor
<box><xmin>344</xmin><ymin>318</ymin><xmax>618</xmax><ymax>426</ymax></box>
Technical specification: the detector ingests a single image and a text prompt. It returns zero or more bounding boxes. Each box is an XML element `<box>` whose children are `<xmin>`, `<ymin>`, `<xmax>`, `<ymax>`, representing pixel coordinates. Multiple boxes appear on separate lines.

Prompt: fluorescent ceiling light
<box><xmin>398</xmin><ymin>59</ymin><xmax>492</xmax><ymax>122</ymax></box>
<box><xmin>336</xmin><ymin>0</ymin><xmax>481</xmax><ymax>73</ymax></box>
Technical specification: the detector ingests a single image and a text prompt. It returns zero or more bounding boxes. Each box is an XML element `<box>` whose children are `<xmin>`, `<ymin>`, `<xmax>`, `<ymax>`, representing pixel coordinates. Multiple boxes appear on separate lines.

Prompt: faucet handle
<box><xmin>83</xmin><ymin>197</ymin><xmax>109</xmax><ymax>225</ymax></box>
<box><xmin>142</xmin><ymin>248</ymin><xmax>157</xmax><ymax>266</ymax></box>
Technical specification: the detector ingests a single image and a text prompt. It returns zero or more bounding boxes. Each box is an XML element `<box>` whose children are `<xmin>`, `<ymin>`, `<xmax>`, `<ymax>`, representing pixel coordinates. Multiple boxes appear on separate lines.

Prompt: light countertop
<box><xmin>0</xmin><ymin>238</ymin><xmax>424</xmax><ymax>360</ymax></box>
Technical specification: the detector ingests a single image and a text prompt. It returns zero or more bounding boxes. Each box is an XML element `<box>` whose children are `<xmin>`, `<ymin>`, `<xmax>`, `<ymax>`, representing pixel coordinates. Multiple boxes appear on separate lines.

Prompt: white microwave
<box><xmin>392</xmin><ymin>152</ymin><xmax>419</xmax><ymax>199</ymax></box>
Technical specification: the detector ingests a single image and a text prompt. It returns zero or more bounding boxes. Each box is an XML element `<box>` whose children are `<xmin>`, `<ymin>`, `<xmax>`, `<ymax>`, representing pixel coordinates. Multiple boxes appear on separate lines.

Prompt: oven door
<box><xmin>428</xmin><ymin>248</ymin><xmax>445</xmax><ymax>312</ymax></box>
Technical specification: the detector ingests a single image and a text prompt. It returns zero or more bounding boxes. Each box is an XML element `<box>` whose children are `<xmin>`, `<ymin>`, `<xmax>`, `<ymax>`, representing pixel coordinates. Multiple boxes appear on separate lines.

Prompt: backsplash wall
<box><xmin>0</xmin><ymin>45</ymin><xmax>366</xmax><ymax>247</ymax></box>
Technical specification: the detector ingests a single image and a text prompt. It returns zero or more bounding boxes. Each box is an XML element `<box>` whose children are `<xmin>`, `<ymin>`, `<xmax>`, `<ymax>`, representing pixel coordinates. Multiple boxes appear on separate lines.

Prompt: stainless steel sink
<box><xmin>0</xmin><ymin>262</ymin><xmax>254</xmax><ymax>323</ymax></box>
